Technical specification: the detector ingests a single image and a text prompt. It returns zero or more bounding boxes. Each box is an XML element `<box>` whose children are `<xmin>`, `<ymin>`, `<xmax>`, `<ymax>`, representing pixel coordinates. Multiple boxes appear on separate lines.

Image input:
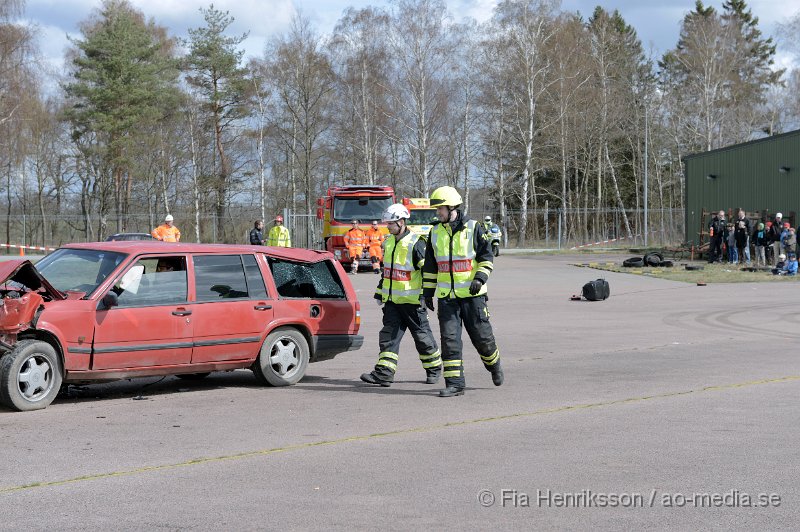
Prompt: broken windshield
<box><xmin>332</xmin><ymin>196</ymin><xmax>393</xmax><ymax>223</ymax></box>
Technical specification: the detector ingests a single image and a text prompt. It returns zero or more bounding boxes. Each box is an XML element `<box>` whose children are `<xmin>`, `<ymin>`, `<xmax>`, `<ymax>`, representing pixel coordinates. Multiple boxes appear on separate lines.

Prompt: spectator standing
<box><xmin>752</xmin><ymin>222</ymin><xmax>768</xmax><ymax>267</ymax></box>
<box><xmin>734</xmin><ymin>210</ymin><xmax>751</xmax><ymax>264</ymax></box>
<box><xmin>764</xmin><ymin>221</ymin><xmax>774</xmax><ymax>264</ymax></box>
<box><xmin>708</xmin><ymin>210</ymin><xmax>725</xmax><ymax>263</ymax></box>
<box><xmin>725</xmin><ymin>222</ymin><xmax>737</xmax><ymax>264</ymax></box>
<box><xmin>783</xmin><ymin>227</ymin><xmax>797</xmax><ymax>257</ymax></box>
<box><xmin>768</xmin><ymin>212</ymin><xmax>784</xmax><ymax>265</ymax></box>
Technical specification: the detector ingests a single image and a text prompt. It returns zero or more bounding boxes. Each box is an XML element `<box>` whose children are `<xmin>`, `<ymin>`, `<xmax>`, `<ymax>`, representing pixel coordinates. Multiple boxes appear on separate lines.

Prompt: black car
<box><xmin>105</xmin><ymin>233</ymin><xmax>157</xmax><ymax>242</ymax></box>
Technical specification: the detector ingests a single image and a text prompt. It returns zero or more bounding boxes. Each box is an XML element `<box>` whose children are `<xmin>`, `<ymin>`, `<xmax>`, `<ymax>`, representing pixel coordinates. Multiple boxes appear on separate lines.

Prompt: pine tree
<box><xmin>184</xmin><ymin>4</ymin><xmax>249</xmax><ymax>239</ymax></box>
<box><xmin>64</xmin><ymin>0</ymin><xmax>179</xmax><ymax>230</ymax></box>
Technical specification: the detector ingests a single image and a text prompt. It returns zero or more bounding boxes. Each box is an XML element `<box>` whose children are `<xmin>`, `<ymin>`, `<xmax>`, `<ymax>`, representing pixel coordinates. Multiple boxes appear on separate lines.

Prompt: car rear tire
<box><xmin>253</xmin><ymin>328</ymin><xmax>309</xmax><ymax>386</ymax></box>
<box><xmin>176</xmin><ymin>372</ymin><xmax>211</xmax><ymax>381</ymax></box>
<box><xmin>0</xmin><ymin>340</ymin><xmax>62</xmax><ymax>412</ymax></box>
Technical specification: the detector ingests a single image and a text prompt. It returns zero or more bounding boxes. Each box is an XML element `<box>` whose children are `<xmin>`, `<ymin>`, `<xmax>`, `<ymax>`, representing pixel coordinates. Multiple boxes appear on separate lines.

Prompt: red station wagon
<box><xmin>0</xmin><ymin>242</ymin><xmax>363</xmax><ymax>411</ymax></box>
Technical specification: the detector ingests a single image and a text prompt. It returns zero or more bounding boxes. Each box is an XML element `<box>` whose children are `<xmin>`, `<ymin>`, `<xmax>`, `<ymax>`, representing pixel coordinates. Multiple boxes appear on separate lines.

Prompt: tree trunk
<box><xmin>604</xmin><ymin>143</ymin><xmax>632</xmax><ymax>238</ymax></box>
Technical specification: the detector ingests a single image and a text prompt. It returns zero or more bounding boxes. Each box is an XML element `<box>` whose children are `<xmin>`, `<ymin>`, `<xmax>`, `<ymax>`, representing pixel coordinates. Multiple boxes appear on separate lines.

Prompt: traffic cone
<box><xmin>19</xmin><ymin>246</ymin><xmax>24</xmax><ymax>257</ymax></box>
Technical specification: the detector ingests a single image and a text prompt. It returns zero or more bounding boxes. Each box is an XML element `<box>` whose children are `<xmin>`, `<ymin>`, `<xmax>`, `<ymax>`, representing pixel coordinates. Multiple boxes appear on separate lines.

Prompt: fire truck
<box><xmin>316</xmin><ymin>185</ymin><xmax>395</xmax><ymax>268</ymax></box>
<box><xmin>402</xmin><ymin>197</ymin><xmax>437</xmax><ymax>239</ymax></box>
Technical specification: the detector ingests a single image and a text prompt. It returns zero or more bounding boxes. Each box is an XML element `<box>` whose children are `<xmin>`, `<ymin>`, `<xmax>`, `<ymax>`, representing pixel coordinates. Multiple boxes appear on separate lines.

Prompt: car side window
<box><xmin>193</xmin><ymin>255</ymin><xmax>250</xmax><ymax>302</ymax></box>
<box><xmin>114</xmin><ymin>256</ymin><xmax>188</xmax><ymax>307</ymax></box>
<box><xmin>243</xmin><ymin>254</ymin><xmax>268</xmax><ymax>299</ymax></box>
<box><xmin>268</xmin><ymin>258</ymin><xmax>345</xmax><ymax>299</ymax></box>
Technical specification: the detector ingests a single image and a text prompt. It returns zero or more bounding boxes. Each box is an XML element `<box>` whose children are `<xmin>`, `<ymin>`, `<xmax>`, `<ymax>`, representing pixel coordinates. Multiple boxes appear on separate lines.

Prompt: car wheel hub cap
<box><xmin>270</xmin><ymin>339</ymin><xmax>298</xmax><ymax>376</ymax></box>
<box><xmin>17</xmin><ymin>355</ymin><xmax>53</xmax><ymax>401</ymax></box>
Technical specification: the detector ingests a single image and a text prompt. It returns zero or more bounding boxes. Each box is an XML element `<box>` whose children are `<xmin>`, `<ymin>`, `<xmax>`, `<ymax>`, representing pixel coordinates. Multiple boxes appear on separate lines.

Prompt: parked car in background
<box><xmin>0</xmin><ymin>242</ymin><xmax>363</xmax><ymax>411</ymax></box>
<box><xmin>105</xmin><ymin>233</ymin><xmax>157</xmax><ymax>241</ymax></box>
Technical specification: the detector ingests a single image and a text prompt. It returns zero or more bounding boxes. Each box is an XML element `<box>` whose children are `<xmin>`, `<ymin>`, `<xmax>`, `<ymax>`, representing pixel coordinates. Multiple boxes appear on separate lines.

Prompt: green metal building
<box><xmin>684</xmin><ymin>129</ymin><xmax>800</xmax><ymax>244</ymax></box>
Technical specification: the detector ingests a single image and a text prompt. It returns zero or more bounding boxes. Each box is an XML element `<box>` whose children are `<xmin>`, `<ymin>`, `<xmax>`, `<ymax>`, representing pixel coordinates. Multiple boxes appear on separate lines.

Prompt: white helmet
<box><xmin>165</xmin><ymin>214</ymin><xmax>174</xmax><ymax>222</ymax></box>
<box><xmin>382</xmin><ymin>204</ymin><xmax>410</xmax><ymax>222</ymax></box>
<box><xmin>776</xmin><ymin>212</ymin><xmax>783</xmax><ymax>218</ymax></box>
<box><xmin>484</xmin><ymin>216</ymin><xmax>492</xmax><ymax>222</ymax></box>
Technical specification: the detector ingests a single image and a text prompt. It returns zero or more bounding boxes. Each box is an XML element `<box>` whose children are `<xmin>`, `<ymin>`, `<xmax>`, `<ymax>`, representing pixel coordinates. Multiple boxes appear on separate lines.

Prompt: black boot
<box><xmin>360</xmin><ymin>372</ymin><xmax>391</xmax><ymax>387</ymax></box>
<box><xmin>425</xmin><ymin>368</ymin><xmax>441</xmax><ymax>384</ymax></box>
<box><xmin>439</xmin><ymin>386</ymin><xmax>465</xmax><ymax>397</ymax></box>
<box><xmin>490</xmin><ymin>365</ymin><xmax>504</xmax><ymax>386</ymax></box>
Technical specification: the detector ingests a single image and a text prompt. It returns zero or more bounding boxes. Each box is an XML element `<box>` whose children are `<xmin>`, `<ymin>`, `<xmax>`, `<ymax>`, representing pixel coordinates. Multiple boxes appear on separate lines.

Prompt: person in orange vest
<box><xmin>343</xmin><ymin>219</ymin><xmax>365</xmax><ymax>274</ymax></box>
<box><xmin>151</xmin><ymin>214</ymin><xmax>181</xmax><ymax>242</ymax></box>
<box><xmin>365</xmin><ymin>220</ymin><xmax>385</xmax><ymax>274</ymax></box>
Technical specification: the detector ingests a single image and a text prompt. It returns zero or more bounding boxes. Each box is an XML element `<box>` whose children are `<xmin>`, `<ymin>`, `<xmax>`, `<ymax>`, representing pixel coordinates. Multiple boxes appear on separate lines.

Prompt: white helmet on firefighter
<box><xmin>382</xmin><ymin>204</ymin><xmax>410</xmax><ymax>222</ymax></box>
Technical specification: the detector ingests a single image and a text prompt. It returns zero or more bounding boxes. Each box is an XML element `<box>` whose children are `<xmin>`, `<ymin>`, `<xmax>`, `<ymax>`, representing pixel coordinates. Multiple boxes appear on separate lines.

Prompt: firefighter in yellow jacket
<box><xmin>361</xmin><ymin>204</ymin><xmax>442</xmax><ymax>386</ymax></box>
<box><xmin>423</xmin><ymin>186</ymin><xmax>503</xmax><ymax>397</ymax></box>
<box><xmin>267</xmin><ymin>215</ymin><xmax>291</xmax><ymax>247</ymax></box>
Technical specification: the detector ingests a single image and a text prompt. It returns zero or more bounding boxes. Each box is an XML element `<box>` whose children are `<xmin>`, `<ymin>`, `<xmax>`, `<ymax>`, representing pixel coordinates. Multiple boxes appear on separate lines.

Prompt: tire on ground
<box><xmin>252</xmin><ymin>327</ymin><xmax>310</xmax><ymax>386</ymax></box>
<box><xmin>643</xmin><ymin>252</ymin><xmax>664</xmax><ymax>267</ymax></box>
<box><xmin>0</xmin><ymin>340</ymin><xmax>63</xmax><ymax>412</ymax></box>
<box><xmin>622</xmin><ymin>257</ymin><xmax>644</xmax><ymax>268</ymax></box>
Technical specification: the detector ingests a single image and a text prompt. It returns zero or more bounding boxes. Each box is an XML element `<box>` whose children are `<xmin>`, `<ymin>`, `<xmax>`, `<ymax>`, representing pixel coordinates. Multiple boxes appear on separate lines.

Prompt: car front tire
<box><xmin>253</xmin><ymin>328</ymin><xmax>309</xmax><ymax>386</ymax></box>
<box><xmin>0</xmin><ymin>340</ymin><xmax>63</xmax><ymax>412</ymax></box>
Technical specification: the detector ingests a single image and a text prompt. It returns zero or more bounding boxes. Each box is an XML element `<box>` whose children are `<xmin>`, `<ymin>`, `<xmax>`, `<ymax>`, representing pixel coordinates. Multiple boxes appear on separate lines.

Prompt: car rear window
<box><xmin>193</xmin><ymin>254</ymin><xmax>266</xmax><ymax>301</ymax></box>
<box><xmin>268</xmin><ymin>258</ymin><xmax>345</xmax><ymax>299</ymax></box>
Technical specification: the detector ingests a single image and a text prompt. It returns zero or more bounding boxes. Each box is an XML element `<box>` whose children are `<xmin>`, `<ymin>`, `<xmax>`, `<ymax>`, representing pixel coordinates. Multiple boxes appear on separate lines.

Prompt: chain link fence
<box><xmin>1</xmin><ymin>207</ymin><xmax>683</xmax><ymax>252</ymax></box>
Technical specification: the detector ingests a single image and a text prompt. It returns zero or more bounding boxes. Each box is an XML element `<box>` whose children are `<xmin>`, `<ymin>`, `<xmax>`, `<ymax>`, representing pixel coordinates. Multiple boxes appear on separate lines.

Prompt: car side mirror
<box><xmin>99</xmin><ymin>291</ymin><xmax>118</xmax><ymax>310</ymax></box>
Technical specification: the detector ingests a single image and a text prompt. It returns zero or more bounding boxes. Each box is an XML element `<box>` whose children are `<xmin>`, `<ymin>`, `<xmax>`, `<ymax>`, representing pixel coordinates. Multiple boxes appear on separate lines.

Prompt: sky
<box><xmin>21</xmin><ymin>0</ymin><xmax>800</xmax><ymax>77</ymax></box>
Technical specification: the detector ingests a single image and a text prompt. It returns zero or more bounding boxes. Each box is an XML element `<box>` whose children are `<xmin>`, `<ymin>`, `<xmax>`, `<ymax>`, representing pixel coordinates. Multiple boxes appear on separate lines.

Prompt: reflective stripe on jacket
<box><xmin>344</xmin><ymin>228</ymin><xmax>365</xmax><ymax>247</ymax></box>
<box><xmin>423</xmin><ymin>214</ymin><xmax>493</xmax><ymax>299</ymax></box>
<box><xmin>365</xmin><ymin>228</ymin><xmax>385</xmax><ymax>247</ymax></box>
<box><xmin>377</xmin><ymin>231</ymin><xmax>424</xmax><ymax>305</ymax></box>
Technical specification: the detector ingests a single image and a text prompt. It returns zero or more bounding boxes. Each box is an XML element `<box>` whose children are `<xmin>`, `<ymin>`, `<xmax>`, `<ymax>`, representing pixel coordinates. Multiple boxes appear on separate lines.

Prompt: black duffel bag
<box><xmin>582</xmin><ymin>278</ymin><xmax>610</xmax><ymax>301</ymax></box>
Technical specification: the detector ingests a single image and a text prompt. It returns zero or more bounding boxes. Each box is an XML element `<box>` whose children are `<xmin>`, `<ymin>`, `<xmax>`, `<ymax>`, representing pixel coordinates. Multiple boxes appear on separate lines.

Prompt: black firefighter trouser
<box><xmin>437</xmin><ymin>295</ymin><xmax>500</xmax><ymax>389</ymax></box>
<box><xmin>373</xmin><ymin>302</ymin><xmax>442</xmax><ymax>382</ymax></box>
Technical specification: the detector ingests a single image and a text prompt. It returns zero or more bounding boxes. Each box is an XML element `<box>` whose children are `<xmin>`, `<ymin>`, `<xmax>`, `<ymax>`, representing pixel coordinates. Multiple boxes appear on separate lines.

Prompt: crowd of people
<box><xmin>707</xmin><ymin>209</ymin><xmax>798</xmax><ymax>275</ymax></box>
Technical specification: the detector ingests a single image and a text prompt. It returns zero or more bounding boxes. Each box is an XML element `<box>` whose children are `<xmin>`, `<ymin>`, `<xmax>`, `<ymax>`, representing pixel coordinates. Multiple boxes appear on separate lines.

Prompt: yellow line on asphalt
<box><xmin>2</xmin><ymin>375</ymin><xmax>798</xmax><ymax>495</ymax></box>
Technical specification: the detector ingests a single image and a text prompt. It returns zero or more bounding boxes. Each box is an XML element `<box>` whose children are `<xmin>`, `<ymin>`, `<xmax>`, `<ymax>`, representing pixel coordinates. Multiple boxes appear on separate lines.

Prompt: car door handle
<box><xmin>254</xmin><ymin>304</ymin><xmax>272</xmax><ymax>311</ymax></box>
<box><xmin>172</xmin><ymin>309</ymin><xmax>192</xmax><ymax>316</ymax></box>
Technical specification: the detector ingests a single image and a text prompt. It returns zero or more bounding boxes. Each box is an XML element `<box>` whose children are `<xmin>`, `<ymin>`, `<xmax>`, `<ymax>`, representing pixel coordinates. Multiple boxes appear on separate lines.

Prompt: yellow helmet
<box><xmin>429</xmin><ymin>186</ymin><xmax>462</xmax><ymax>207</ymax></box>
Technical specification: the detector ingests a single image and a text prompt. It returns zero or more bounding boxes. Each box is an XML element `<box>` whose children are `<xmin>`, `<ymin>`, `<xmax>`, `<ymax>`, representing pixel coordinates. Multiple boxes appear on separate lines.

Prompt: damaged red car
<box><xmin>0</xmin><ymin>242</ymin><xmax>363</xmax><ymax>411</ymax></box>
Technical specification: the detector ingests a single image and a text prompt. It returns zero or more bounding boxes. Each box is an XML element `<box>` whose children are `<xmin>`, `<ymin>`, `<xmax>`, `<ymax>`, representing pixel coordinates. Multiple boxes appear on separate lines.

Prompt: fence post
<box><xmin>557</xmin><ymin>208</ymin><xmax>562</xmax><ymax>250</ymax></box>
<box><xmin>544</xmin><ymin>200</ymin><xmax>549</xmax><ymax>247</ymax></box>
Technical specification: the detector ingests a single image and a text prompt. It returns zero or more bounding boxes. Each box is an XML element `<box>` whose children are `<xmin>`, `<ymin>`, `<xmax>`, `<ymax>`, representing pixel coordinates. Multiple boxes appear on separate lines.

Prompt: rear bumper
<box><xmin>312</xmin><ymin>334</ymin><xmax>364</xmax><ymax>362</ymax></box>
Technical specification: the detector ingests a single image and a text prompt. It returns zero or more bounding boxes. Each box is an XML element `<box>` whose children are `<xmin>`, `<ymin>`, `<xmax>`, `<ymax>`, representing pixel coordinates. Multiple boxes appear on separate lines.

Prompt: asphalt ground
<box><xmin>1</xmin><ymin>253</ymin><xmax>799</xmax><ymax>530</ymax></box>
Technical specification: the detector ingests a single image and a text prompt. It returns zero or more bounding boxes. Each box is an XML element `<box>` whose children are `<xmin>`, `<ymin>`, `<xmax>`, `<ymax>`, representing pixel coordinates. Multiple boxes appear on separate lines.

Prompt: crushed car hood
<box><xmin>0</xmin><ymin>260</ymin><xmax>65</xmax><ymax>300</ymax></box>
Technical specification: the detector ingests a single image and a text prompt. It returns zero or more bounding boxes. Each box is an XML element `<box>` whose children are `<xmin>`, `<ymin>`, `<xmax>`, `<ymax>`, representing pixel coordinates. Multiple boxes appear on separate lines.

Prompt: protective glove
<box><xmin>375</xmin><ymin>299</ymin><xmax>383</xmax><ymax>307</ymax></box>
<box><xmin>469</xmin><ymin>279</ymin><xmax>483</xmax><ymax>295</ymax></box>
<box><xmin>424</xmin><ymin>296</ymin><xmax>435</xmax><ymax>312</ymax></box>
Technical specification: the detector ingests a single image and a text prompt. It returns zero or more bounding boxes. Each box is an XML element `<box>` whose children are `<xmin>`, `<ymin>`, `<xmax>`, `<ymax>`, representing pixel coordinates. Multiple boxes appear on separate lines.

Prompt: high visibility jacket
<box><xmin>267</xmin><ymin>225</ymin><xmax>291</xmax><ymax>247</ymax></box>
<box><xmin>376</xmin><ymin>231</ymin><xmax>426</xmax><ymax>305</ymax></box>
<box><xmin>344</xmin><ymin>228</ymin><xmax>365</xmax><ymax>248</ymax></box>
<box><xmin>152</xmin><ymin>224</ymin><xmax>181</xmax><ymax>242</ymax></box>
<box><xmin>423</xmin><ymin>212</ymin><xmax>493</xmax><ymax>299</ymax></box>
<box><xmin>365</xmin><ymin>228</ymin><xmax>385</xmax><ymax>247</ymax></box>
